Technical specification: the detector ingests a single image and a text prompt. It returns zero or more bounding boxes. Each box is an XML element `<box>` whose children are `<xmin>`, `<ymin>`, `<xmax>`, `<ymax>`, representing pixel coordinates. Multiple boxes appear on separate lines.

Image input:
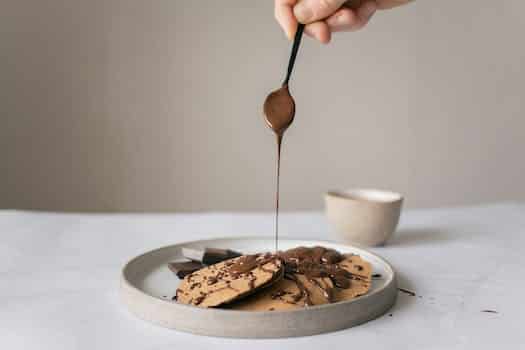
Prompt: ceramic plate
<box><xmin>120</xmin><ymin>237</ymin><xmax>397</xmax><ymax>338</ymax></box>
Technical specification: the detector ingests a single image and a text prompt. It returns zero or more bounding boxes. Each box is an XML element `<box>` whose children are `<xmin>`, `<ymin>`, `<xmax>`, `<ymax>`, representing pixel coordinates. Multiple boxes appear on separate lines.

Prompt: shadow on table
<box><xmin>388</xmin><ymin>228</ymin><xmax>454</xmax><ymax>247</ymax></box>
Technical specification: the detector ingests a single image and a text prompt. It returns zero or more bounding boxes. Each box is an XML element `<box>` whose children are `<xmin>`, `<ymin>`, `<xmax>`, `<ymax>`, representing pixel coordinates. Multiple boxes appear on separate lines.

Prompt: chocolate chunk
<box><xmin>203</xmin><ymin>248</ymin><xmax>243</xmax><ymax>265</ymax></box>
<box><xmin>182</xmin><ymin>247</ymin><xmax>242</xmax><ymax>265</ymax></box>
<box><xmin>168</xmin><ymin>261</ymin><xmax>204</xmax><ymax>279</ymax></box>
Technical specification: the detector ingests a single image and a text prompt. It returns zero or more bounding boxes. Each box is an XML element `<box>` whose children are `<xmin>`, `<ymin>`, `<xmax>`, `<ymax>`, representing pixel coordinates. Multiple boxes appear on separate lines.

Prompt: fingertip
<box><xmin>326</xmin><ymin>1</ymin><xmax>376</xmax><ymax>33</ymax></box>
<box><xmin>286</xmin><ymin>21</ymin><xmax>298</xmax><ymax>40</ymax></box>
<box><xmin>320</xmin><ymin>27</ymin><xmax>331</xmax><ymax>44</ymax></box>
<box><xmin>293</xmin><ymin>1</ymin><xmax>313</xmax><ymax>24</ymax></box>
<box><xmin>294</xmin><ymin>0</ymin><xmax>348</xmax><ymax>24</ymax></box>
<box><xmin>326</xmin><ymin>7</ymin><xmax>358</xmax><ymax>32</ymax></box>
<box><xmin>320</xmin><ymin>35</ymin><xmax>331</xmax><ymax>44</ymax></box>
<box><xmin>274</xmin><ymin>0</ymin><xmax>299</xmax><ymax>40</ymax></box>
<box><xmin>305</xmin><ymin>21</ymin><xmax>331</xmax><ymax>44</ymax></box>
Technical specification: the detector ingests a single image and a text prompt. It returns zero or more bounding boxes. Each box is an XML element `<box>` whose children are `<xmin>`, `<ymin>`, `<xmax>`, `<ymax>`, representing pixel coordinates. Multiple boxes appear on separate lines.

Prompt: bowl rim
<box><xmin>325</xmin><ymin>188</ymin><xmax>404</xmax><ymax>204</ymax></box>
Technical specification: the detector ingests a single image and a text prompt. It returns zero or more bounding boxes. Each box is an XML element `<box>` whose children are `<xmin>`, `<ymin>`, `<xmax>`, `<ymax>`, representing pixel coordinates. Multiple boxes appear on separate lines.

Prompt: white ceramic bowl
<box><xmin>324</xmin><ymin>189</ymin><xmax>403</xmax><ymax>246</ymax></box>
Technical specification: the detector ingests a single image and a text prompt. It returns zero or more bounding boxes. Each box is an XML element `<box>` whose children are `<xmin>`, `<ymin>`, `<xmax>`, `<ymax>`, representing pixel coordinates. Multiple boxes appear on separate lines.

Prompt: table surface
<box><xmin>1</xmin><ymin>202</ymin><xmax>524</xmax><ymax>349</ymax></box>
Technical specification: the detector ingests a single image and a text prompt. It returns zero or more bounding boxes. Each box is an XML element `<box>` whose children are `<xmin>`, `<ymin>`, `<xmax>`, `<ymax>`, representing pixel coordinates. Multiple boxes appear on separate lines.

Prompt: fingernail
<box><xmin>294</xmin><ymin>1</ymin><xmax>314</xmax><ymax>22</ymax></box>
<box><xmin>332</xmin><ymin>13</ymin><xmax>349</xmax><ymax>27</ymax></box>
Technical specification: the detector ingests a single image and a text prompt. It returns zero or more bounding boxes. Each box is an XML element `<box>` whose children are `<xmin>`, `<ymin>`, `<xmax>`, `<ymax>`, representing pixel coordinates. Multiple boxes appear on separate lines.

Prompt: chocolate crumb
<box><xmin>481</xmin><ymin>310</ymin><xmax>498</xmax><ymax>314</ymax></box>
<box><xmin>388</xmin><ymin>314</ymin><xmax>393</xmax><ymax>317</ymax></box>
<box><xmin>190</xmin><ymin>282</ymin><xmax>201</xmax><ymax>290</ymax></box>
<box><xmin>271</xmin><ymin>290</ymin><xmax>287</xmax><ymax>299</ymax></box>
<box><xmin>269</xmin><ymin>308</ymin><xmax>275</xmax><ymax>311</ymax></box>
<box><xmin>372</xmin><ymin>273</ymin><xmax>382</xmax><ymax>279</ymax></box>
<box><xmin>398</xmin><ymin>288</ymin><xmax>416</xmax><ymax>297</ymax></box>
<box><xmin>193</xmin><ymin>295</ymin><xmax>205</xmax><ymax>305</ymax></box>
<box><xmin>355</xmin><ymin>265</ymin><xmax>363</xmax><ymax>271</ymax></box>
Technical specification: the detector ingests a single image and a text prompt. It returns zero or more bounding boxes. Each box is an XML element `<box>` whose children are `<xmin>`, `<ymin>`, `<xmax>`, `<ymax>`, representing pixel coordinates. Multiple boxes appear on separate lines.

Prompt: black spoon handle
<box><xmin>283</xmin><ymin>23</ymin><xmax>305</xmax><ymax>86</ymax></box>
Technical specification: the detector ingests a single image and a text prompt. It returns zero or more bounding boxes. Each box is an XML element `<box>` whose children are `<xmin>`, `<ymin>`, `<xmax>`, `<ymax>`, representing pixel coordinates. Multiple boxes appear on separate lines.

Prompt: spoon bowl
<box><xmin>263</xmin><ymin>85</ymin><xmax>295</xmax><ymax>135</ymax></box>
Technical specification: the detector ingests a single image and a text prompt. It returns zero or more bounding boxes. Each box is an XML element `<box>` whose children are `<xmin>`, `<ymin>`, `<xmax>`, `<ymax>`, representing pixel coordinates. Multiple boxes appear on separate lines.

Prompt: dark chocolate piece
<box><xmin>168</xmin><ymin>261</ymin><xmax>204</xmax><ymax>279</ymax></box>
<box><xmin>203</xmin><ymin>248</ymin><xmax>242</xmax><ymax>265</ymax></box>
<box><xmin>181</xmin><ymin>247</ymin><xmax>242</xmax><ymax>265</ymax></box>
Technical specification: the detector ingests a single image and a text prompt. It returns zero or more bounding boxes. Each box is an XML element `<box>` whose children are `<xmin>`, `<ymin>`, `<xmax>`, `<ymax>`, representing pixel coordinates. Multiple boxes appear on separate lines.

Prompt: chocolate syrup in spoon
<box><xmin>263</xmin><ymin>24</ymin><xmax>304</xmax><ymax>251</ymax></box>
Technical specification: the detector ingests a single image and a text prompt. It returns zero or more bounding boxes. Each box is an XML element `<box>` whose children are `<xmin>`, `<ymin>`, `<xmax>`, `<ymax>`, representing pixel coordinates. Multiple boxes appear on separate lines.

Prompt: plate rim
<box><xmin>121</xmin><ymin>235</ymin><xmax>397</xmax><ymax>315</ymax></box>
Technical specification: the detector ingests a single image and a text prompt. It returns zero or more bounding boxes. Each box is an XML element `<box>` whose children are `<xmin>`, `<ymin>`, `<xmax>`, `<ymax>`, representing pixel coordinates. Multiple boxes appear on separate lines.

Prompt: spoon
<box><xmin>263</xmin><ymin>23</ymin><xmax>305</xmax><ymax>136</ymax></box>
<box><xmin>263</xmin><ymin>23</ymin><xmax>305</xmax><ymax>252</ymax></box>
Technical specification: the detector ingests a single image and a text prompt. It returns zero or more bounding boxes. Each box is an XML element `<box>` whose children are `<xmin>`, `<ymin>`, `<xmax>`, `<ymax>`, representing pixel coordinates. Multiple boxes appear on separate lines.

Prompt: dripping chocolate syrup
<box><xmin>263</xmin><ymin>85</ymin><xmax>295</xmax><ymax>252</ymax></box>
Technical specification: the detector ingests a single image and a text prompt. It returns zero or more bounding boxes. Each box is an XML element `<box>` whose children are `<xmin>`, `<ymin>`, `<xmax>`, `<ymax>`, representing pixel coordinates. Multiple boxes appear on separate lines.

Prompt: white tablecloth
<box><xmin>1</xmin><ymin>203</ymin><xmax>524</xmax><ymax>349</ymax></box>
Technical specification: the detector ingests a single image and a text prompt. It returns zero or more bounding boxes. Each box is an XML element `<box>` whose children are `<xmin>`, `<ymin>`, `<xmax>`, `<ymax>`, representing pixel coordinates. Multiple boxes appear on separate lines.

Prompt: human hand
<box><xmin>274</xmin><ymin>0</ymin><xmax>413</xmax><ymax>43</ymax></box>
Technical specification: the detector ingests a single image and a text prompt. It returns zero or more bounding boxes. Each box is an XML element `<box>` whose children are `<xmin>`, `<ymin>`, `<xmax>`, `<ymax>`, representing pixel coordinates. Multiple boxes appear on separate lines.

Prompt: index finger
<box><xmin>275</xmin><ymin>0</ymin><xmax>298</xmax><ymax>40</ymax></box>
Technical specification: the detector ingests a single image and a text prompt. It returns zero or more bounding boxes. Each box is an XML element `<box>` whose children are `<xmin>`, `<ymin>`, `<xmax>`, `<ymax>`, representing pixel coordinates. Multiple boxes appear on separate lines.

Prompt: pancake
<box><xmin>175</xmin><ymin>253</ymin><xmax>283</xmax><ymax>308</ymax></box>
<box><xmin>333</xmin><ymin>254</ymin><xmax>372</xmax><ymax>302</ymax></box>
<box><xmin>229</xmin><ymin>248</ymin><xmax>372</xmax><ymax>311</ymax></box>
<box><xmin>231</xmin><ymin>273</ymin><xmax>334</xmax><ymax>311</ymax></box>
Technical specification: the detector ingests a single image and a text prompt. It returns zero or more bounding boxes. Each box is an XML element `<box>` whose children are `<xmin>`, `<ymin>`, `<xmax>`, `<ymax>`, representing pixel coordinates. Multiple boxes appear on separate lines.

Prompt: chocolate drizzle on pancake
<box><xmin>228</xmin><ymin>253</ymin><xmax>278</xmax><ymax>276</ymax></box>
<box><xmin>285</xmin><ymin>273</ymin><xmax>313</xmax><ymax>305</ymax></box>
<box><xmin>263</xmin><ymin>246</ymin><xmax>359</xmax><ymax>307</ymax></box>
<box><xmin>175</xmin><ymin>246</ymin><xmax>370</xmax><ymax>309</ymax></box>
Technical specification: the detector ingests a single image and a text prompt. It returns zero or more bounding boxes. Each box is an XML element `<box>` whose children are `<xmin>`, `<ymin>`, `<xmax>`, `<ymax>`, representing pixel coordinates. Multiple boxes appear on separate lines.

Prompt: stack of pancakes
<box><xmin>175</xmin><ymin>246</ymin><xmax>372</xmax><ymax>311</ymax></box>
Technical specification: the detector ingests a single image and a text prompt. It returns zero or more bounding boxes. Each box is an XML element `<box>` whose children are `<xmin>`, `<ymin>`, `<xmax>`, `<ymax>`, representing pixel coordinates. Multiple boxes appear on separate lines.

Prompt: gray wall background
<box><xmin>1</xmin><ymin>0</ymin><xmax>524</xmax><ymax>212</ymax></box>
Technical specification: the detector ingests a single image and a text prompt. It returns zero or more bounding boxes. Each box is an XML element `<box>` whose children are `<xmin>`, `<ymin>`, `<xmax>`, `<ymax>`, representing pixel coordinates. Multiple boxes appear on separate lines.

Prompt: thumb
<box><xmin>293</xmin><ymin>0</ymin><xmax>348</xmax><ymax>23</ymax></box>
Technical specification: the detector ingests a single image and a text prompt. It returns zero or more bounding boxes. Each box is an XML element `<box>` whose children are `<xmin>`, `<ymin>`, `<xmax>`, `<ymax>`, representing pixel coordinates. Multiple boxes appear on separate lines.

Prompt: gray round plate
<box><xmin>120</xmin><ymin>237</ymin><xmax>397</xmax><ymax>338</ymax></box>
